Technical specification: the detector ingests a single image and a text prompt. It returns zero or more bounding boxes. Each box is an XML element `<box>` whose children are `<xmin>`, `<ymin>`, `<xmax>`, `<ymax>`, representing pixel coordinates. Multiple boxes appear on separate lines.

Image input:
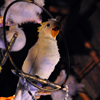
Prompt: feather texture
<box><xmin>0</xmin><ymin>0</ymin><xmax>45</xmax><ymax>24</ymax></box>
<box><xmin>15</xmin><ymin>19</ymin><xmax>60</xmax><ymax>100</ymax></box>
<box><xmin>51</xmin><ymin>70</ymin><xmax>84</xmax><ymax>100</ymax></box>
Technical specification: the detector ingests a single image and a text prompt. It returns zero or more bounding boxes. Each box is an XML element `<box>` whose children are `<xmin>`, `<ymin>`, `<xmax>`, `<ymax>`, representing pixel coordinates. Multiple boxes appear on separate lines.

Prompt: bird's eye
<box><xmin>46</xmin><ymin>23</ymin><xmax>50</xmax><ymax>27</ymax></box>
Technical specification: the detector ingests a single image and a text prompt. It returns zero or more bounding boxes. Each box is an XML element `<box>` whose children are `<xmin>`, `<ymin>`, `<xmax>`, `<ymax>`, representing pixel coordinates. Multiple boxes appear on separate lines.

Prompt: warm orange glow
<box><xmin>79</xmin><ymin>93</ymin><xmax>90</xmax><ymax>100</ymax></box>
<box><xmin>0</xmin><ymin>16</ymin><xmax>3</xmax><ymax>23</ymax></box>
<box><xmin>49</xmin><ymin>6</ymin><xmax>70</xmax><ymax>14</ymax></box>
<box><xmin>0</xmin><ymin>95</ymin><xmax>15</xmax><ymax>100</ymax></box>
<box><xmin>49</xmin><ymin>6</ymin><xmax>58</xmax><ymax>13</ymax></box>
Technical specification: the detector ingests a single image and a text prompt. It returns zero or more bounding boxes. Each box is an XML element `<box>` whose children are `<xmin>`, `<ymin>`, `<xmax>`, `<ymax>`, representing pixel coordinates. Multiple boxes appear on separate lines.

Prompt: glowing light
<box><xmin>0</xmin><ymin>95</ymin><xmax>15</xmax><ymax>100</ymax></box>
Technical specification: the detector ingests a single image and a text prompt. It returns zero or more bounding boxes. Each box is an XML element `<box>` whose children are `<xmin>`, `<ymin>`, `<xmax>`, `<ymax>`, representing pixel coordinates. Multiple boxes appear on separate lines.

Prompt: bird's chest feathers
<box><xmin>33</xmin><ymin>38</ymin><xmax>60</xmax><ymax>78</ymax></box>
<box><xmin>38</xmin><ymin>38</ymin><xmax>59</xmax><ymax>56</ymax></box>
<box><xmin>37</xmin><ymin>38</ymin><xmax>58</xmax><ymax>56</ymax></box>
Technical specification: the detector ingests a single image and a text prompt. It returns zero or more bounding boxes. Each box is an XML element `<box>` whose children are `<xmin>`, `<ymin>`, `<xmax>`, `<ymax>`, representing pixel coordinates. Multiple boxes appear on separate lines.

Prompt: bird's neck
<box><xmin>37</xmin><ymin>36</ymin><xmax>58</xmax><ymax>52</ymax></box>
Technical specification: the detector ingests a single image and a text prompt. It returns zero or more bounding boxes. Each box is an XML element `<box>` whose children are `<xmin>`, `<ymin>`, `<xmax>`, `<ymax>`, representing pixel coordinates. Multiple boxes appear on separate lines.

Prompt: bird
<box><xmin>14</xmin><ymin>18</ymin><xmax>61</xmax><ymax>100</ymax></box>
<box><xmin>0</xmin><ymin>0</ymin><xmax>45</xmax><ymax>25</ymax></box>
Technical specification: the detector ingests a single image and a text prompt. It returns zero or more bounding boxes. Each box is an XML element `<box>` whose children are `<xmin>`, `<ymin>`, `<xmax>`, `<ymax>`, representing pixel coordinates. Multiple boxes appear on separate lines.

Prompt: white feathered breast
<box><xmin>22</xmin><ymin>36</ymin><xmax>60</xmax><ymax>79</ymax></box>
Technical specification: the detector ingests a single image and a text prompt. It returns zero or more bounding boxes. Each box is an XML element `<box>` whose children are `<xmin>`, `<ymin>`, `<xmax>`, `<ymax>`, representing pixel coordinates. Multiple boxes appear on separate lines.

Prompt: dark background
<box><xmin>0</xmin><ymin>0</ymin><xmax>100</xmax><ymax>100</ymax></box>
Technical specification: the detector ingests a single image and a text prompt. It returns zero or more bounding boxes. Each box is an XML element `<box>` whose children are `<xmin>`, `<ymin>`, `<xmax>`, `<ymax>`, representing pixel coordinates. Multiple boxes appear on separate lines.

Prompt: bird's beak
<box><xmin>52</xmin><ymin>24</ymin><xmax>61</xmax><ymax>38</ymax></box>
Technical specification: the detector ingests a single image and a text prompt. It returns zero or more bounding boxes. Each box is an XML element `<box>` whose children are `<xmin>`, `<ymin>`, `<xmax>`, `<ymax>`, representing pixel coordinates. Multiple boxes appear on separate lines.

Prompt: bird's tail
<box><xmin>15</xmin><ymin>77</ymin><xmax>38</xmax><ymax>100</ymax></box>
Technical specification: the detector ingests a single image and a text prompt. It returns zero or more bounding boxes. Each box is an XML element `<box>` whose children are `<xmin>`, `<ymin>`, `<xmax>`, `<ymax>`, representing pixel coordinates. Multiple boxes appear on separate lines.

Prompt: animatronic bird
<box><xmin>0</xmin><ymin>0</ymin><xmax>45</xmax><ymax>25</ymax></box>
<box><xmin>14</xmin><ymin>19</ymin><xmax>61</xmax><ymax>100</ymax></box>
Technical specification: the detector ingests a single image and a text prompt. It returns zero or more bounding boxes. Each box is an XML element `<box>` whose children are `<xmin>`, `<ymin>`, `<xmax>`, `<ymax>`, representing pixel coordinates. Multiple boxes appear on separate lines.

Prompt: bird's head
<box><xmin>38</xmin><ymin>19</ymin><xmax>61</xmax><ymax>39</ymax></box>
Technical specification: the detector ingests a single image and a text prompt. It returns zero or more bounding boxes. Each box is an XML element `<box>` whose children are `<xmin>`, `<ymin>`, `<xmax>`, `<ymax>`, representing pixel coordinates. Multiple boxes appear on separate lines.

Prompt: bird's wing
<box><xmin>15</xmin><ymin>44</ymin><xmax>39</xmax><ymax>100</ymax></box>
<box><xmin>22</xmin><ymin>44</ymin><xmax>38</xmax><ymax>73</ymax></box>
